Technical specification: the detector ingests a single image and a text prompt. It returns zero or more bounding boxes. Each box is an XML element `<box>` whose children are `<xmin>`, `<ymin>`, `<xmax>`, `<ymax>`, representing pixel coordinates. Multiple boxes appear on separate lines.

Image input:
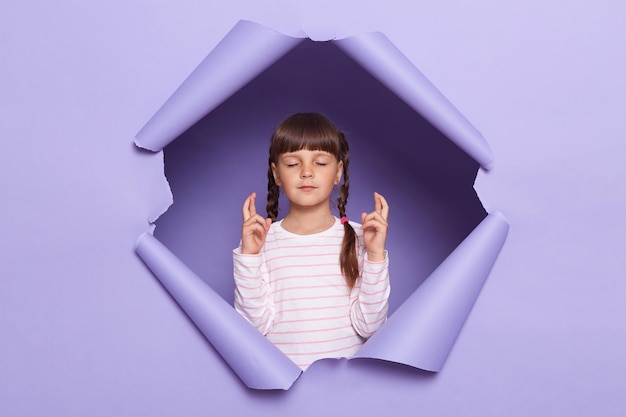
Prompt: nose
<box><xmin>300</xmin><ymin>164</ymin><xmax>314</xmax><ymax>178</ymax></box>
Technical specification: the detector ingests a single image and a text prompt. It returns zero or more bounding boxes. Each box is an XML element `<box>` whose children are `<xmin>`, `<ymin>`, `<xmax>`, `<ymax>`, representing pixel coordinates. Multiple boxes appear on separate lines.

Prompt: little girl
<box><xmin>233</xmin><ymin>113</ymin><xmax>390</xmax><ymax>370</ymax></box>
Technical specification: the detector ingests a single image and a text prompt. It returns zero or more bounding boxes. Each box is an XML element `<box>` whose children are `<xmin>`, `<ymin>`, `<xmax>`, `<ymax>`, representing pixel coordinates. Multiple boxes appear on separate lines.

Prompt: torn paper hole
<box><xmin>134</xmin><ymin>20</ymin><xmax>508</xmax><ymax>389</ymax></box>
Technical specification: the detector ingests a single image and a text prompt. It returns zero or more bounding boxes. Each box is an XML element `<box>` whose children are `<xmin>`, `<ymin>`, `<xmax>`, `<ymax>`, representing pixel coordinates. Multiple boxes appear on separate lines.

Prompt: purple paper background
<box><xmin>154</xmin><ymin>38</ymin><xmax>486</xmax><ymax>315</ymax></box>
<box><xmin>2</xmin><ymin>2</ymin><xmax>625</xmax><ymax>416</ymax></box>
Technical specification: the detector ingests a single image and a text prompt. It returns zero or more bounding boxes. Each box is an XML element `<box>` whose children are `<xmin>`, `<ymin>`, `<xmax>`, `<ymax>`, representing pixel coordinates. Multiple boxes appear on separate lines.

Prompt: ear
<box><xmin>334</xmin><ymin>160</ymin><xmax>343</xmax><ymax>185</ymax></box>
<box><xmin>271</xmin><ymin>162</ymin><xmax>282</xmax><ymax>186</ymax></box>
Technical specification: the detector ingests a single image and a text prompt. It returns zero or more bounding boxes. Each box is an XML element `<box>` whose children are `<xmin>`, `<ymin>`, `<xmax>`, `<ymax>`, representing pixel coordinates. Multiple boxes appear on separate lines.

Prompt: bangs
<box><xmin>270</xmin><ymin>113</ymin><xmax>340</xmax><ymax>160</ymax></box>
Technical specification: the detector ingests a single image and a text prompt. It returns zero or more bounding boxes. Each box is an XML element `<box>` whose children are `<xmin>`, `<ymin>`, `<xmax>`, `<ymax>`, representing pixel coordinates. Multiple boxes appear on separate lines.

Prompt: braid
<box><xmin>337</xmin><ymin>131</ymin><xmax>359</xmax><ymax>288</ymax></box>
<box><xmin>266</xmin><ymin>163</ymin><xmax>280</xmax><ymax>221</ymax></box>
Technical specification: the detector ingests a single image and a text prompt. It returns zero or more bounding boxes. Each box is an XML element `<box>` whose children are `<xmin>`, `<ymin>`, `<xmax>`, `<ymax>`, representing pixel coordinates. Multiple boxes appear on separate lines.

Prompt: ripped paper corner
<box><xmin>135</xmin><ymin>233</ymin><xmax>302</xmax><ymax>390</ymax></box>
<box><xmin>354</xmin><ymin>212</ymin><xmax>509</xmax><ymax>371</ymax></box>
<box><xmin>134</xmin><ymin>20</ymin><xmax>303</xmax><ymax>153</ymax></box>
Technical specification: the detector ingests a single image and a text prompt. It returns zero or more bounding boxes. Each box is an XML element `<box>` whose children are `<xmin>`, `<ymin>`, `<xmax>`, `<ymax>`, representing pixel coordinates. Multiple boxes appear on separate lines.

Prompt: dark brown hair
<box><xmin>266</xmin><ymin>113</ymin><xmax>359</xmax><ymax>288</ymax></box>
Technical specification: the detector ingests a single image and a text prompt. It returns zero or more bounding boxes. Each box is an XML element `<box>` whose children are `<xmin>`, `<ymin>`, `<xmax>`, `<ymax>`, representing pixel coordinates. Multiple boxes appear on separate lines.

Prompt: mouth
<box><xmin>299</xmin><ymin>186</ymin><xmax>316</xmax><ymax>191</ymax></box>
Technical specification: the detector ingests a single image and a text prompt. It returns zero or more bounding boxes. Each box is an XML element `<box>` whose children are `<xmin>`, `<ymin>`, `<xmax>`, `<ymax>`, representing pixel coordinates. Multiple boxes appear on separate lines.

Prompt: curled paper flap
<box><xmin>334</xmin><ymin>34</ymin><xmax>495</xmax><ymax>170</ymax></box>
<box><xmin>136</xmin><ymin>20</ymin><xmax>493</xmax><ymax>169</ymax></box>
<box><xmin>354</xmin><ymin>212</ymin><xmax>509</xmax><ymax>371</ymax></box>
<box><xmin>135</xmin><ymin>233</ymin><xmax>302</xmax><ymax>390</ymax></box>
<box><xmin>135</xmin><ymin>20</ymin><xmax>303</xmax><ymax>152</ymax></box>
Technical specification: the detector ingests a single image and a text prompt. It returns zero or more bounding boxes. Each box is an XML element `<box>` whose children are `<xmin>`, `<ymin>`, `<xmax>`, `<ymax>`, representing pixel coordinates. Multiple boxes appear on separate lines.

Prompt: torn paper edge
<box><xmin>134</xmin><ymin>20</ymin><xmax>304</xmax><ymax>152</ymax></box>
<box><xmin>132</xmin><ymin>18</ymin><xmax>508</xmax><ymax>389</ymax></box>
<box><xmin>334</xmin><ymin>34</ymin><xmax>494</xmax><ymax>170</ymax></box>
<box><xmin>146</xmin><ymin>150</ymin><xmax>173</xmax><ymax>230</ymax></box>
<box><xmin>135</xmin><ymin>233</ymin><xmax>302</xmax><ymax>390</ymax></box>
<box><xmin>353</xmin><ymin>211</ymin><xmax>509</xmax><ymax>371</ymax></box>
<box><xmin>133</xmin><ymin>20</ymin><xmax>495</xmax><ymax>171</ymax></box>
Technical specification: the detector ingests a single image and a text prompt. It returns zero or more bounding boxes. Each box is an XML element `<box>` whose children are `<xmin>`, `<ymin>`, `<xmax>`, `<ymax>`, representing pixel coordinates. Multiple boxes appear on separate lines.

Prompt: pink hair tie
<box><xmin>340</xmin><ymin>216</ymin><xmax>349</xmax><ymax>224</ymax></box>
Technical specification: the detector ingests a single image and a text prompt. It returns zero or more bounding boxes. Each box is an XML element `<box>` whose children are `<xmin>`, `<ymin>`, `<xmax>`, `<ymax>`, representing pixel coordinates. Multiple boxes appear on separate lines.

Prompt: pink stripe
<box><xmin>235</xmin><ymin>292</ymin><xmax>266</xmax><ymax>301</ymax></box>
<box><xmin>285</xmin><ymin>341</ymin><xmax>363</xmax><ymax>356</ymax></box>
<box><xmin>238</xmin><ymin>311</ymin><xmax>270</xmax><ymax>325</ymax></box>
<box><xmin>234</xmin><ymin>271</ymin><xmax>262</xmax><ymax>280</ymax></box>
<box><xmin>363</xmin><ymin>262</ymin><xmax>388</xmax><ymax>269</ymax></box>
<box><xmin>264</xmin><ymin>242</ymin><xmax>341</xmax><ymax>256</ymax></box>
<box><xmin>360</xmin><ymin>310</ymin><xmax>387</xmax><ymax>316</ymax></box>
<box><xmin>359</xmin><ymin>286</ymin><xmax>389</xmax><ymax>296</ymax></box>
<box><xmin>268</xmin><ymin>262</ymin><xmax>339</xmax><ymax>274</ymax></box>
<box><xmin>233</xmin><ymin>258</ymin><xmax>258</xmax><ymax>267</ymax></box>
<box><xmin>233</xmin><ymin>281</ymin><xmax>263</xmax><ymax>290</ymax></box>
<box><xmin>275</xmin><ymin>294</ymin><xmax>346</xmax><ymax>304</ymax></box>
<box><xmin>358</xmin><ymin>299</ymin><xmax>387</xmax><ymax>306</ymax></box>
<box><xmin>273</xmin><ymin>334</ymin><xmax>358</xmax><ymax>346</ymax></box>
<box><xmin>234</xmin><ymin>303</ymin><xmax>266</xmax><ymax>311</ymax></box>
<box><xmin>269</xmin><ymin>324</ymin><xmax>352</xmax><ymax>335</ymax></box>
<box><xmin>270</xmin><ymin>272</ymin><xmax>344</xmax><ymax>284</ymax></box>
<box><xmin>276</xmin><ymin>304</ymin><xmax>344</xmax><ymax>315</ymax></box>
<box><xmin>269</xmin><ymin>252</ymin><xmax>336</xmax><ymax>263</ymax></box>
<box><xmin>360</xmin><ymin>277</ymin><xmax>388</xmax><ymax>286</ymax></box>
<box><xmin>271</xmin><ymin>232</ymin><xmax>343</xmax><ymax>241</ymax></box>
<box><xmin>275</xmin><ymin>314</ymin><xmax>346</xmax><ymax>324</ymax></box>
<box><xmin>267</xmin><ymin>239</ymin><xmax>341</xmax><ymax>247</ymax></box>
<box><xmin>270</xmin><ymin>268</ymin><xmax>341</xmax><ymax>277</ymax></box>
<box><xmin>271</xmin><ymin>283</ymin><xmax>348</xmax><ymax>294</ymax></box>
<box><xmin>354</xmin><ymin>314</ymin><xmax>386</xmax><ymax>326</ymax></box>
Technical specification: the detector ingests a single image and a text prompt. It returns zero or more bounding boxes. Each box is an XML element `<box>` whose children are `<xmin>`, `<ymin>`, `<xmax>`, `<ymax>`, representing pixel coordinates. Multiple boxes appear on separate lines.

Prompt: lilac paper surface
<box><xmin>355</xmin><ymin>212</ymin><xmax>509</xmax><ymax>371</ymax></box>
<box><xmin>135</xmin><ymin>20</ymin><xmax>303</xmax><ymax>152</ymax></box>
<box><xmin>135</xmin><ymin>233</ymin><xmax>301</xmax><ymax>389</ymax></box>
<box><xmin>5</xmin><ymin>2</ymin><xmax>626</xmax><ymax>416</ymax></box>
<box><xmin>335</xmin><ymin>33</ymin><xmax>494</xmax><ymax>170</ymax></box>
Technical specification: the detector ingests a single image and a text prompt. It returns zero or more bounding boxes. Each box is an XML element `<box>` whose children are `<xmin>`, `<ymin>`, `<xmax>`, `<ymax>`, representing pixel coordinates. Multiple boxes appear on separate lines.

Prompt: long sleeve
<box><xmin>233</xmin><ymin>247</ymin><xmax>275</xmax><ymax>335</ymax></box>
<box><xmin>350</xmin><ymin>250</ymin><xmax>390</xmax><ymax>338</ymax></box>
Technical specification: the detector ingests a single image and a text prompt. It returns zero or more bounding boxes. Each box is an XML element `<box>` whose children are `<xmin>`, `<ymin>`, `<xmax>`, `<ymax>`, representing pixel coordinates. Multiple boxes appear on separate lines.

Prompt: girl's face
<box><xmin>271</xmin><ymin>149</ymin><xmax>343</xmax><ymax>211</ymax></box>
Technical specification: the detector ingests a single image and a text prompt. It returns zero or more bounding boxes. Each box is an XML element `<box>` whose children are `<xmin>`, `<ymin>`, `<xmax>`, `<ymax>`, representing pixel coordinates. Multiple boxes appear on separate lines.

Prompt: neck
<box><xmin>281</xmin><ymin>205</ymin><xmax>336</xmax><ymax>235</ymax></box>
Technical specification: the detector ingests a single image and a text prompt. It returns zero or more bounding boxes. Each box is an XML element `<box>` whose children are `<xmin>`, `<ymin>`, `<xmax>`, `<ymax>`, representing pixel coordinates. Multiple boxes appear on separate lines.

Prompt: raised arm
<box><xmin>233</xmin><ymin>193</ymin><xmax>274</xmax><ymax>334</ymax></box>
<box><xmin>351</xmin><ymin>192</ymin><xmax>390</xmax><ymax>337</ymax></box>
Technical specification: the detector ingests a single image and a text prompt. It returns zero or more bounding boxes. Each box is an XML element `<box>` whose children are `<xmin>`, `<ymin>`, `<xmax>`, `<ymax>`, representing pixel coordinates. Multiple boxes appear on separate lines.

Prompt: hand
<box><xmin>361</xmin><ymin>192</ymin><xmax>389</xmax><ymax>262</ymax></box>
<box><xmin>241</xmin><ymin>192</ymin><xmax>272</xmax><ymax>255</ymax></box>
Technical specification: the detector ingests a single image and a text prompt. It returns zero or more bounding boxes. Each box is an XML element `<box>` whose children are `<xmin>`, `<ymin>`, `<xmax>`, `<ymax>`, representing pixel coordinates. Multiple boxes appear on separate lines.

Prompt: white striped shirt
<box><xmin>234</xmin><ymin>217</ymin><xmax>390</xmax><ymax>370</ymax></box>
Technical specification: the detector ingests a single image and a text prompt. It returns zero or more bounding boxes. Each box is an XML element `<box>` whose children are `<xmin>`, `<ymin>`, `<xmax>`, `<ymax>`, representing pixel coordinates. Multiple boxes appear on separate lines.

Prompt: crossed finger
<box><xmin>242</xmin><ymin>192</ymin><xmax>257</xmax><ymax>221</ymax></box>
<box><xmin>361</xmin><ymin>193</ymin><xmax>389</xmax><ymax>227</ymax></box>
<box><xmin>374</xmin><ymin>192</ymin><xmax>389</xmax><ymax>222</ymax></box>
